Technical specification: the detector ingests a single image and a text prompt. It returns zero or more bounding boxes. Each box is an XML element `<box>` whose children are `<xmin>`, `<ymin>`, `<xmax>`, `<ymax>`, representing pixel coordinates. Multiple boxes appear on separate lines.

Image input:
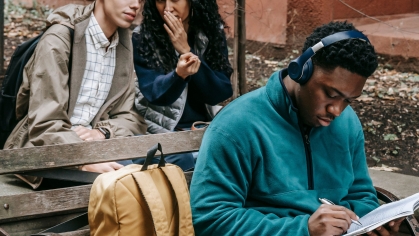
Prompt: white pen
<box><xmin>319</xmin><ymin>198</ymin><xmax>362</xmax><ymax>226</ymax></box>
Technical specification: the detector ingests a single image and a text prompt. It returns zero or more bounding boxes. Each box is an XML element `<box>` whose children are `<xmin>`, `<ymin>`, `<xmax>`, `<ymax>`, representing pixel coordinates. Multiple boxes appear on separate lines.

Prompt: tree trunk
<box><xmin>236</xmin><ymin>0</ymin><xmax>247</xmax><ymax>95</ymax></box>
<box><xmin>232</xmin><ymin>0</ymin><xmax>247</xmax><ymax>98</ymax></box>
<box><xmin>0</xmin><ymin>0</ymin><xmax>4</xmax><ymax>76</ymax></box>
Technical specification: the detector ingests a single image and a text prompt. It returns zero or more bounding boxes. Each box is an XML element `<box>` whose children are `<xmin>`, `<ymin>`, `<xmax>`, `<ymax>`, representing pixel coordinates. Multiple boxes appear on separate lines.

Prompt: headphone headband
<box><xmin>288</xmin><ymin>30</ymin><xmax>369</xmax><ymax>84</ymax></box>
<box><xmin>321</xmin><ymin>30</ymin><xmax>369</xmax><ymax>48</ymax></box>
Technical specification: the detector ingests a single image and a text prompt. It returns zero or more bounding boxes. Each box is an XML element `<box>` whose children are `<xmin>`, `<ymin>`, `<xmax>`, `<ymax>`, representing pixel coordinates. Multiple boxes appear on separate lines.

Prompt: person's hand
<box><xmin>163</xmin><ymin>11</ymin><xmax>190</xmax><ymax>54</ymax></box>
<box><xmin>365</xmin><ymin>217</ymin><xmax>405</xmax><ymax>236</ymax></box>
<box><xmin>308</xmin><ymin>204</ymin><xmax>359</xmax><ymax>236</ymax></box>
<box><xmin>74</xmin><ymin>126</ymin><xmax>105</xmax><ymax>141</ymax></box>
<box><xmin>79</xmin><ymin>162</ymin><xmax>123</xmax><ymax>173</ymax></box>
<box><xmin>176</xmin><ymin>52</ymin><xmax>201</xmax><ymax>79</ymax></box>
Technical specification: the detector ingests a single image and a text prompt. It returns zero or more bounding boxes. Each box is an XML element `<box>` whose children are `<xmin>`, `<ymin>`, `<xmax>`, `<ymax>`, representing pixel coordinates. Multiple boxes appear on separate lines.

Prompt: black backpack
<box><xmin>0</xmin><ymin>26</ymin><xmax>74</xmax><ymax>149</ymax></box>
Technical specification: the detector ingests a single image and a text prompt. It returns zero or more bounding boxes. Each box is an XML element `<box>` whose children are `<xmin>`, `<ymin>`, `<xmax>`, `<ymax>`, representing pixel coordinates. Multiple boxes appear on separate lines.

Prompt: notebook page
<box><xmin>345</xmin><ymin>192</ymin><xmax>419</xmax><ymax>235</ymax></box>
<box><xmin>344</xmin><ymin>212</ymin><xmax>412</xmax><ymax>236</ymax></box>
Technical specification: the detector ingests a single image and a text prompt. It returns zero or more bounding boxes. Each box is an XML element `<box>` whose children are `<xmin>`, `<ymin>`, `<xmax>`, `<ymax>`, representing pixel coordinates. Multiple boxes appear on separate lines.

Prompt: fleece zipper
<box><xmin>300</xmin><ymin>125</ymin><xmax>314</xmax><ymax>190</ymax></box>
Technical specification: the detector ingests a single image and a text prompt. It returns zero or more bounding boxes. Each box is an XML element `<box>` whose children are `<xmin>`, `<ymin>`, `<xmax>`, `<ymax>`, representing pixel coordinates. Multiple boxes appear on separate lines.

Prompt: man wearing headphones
<box><xmin>190</xmin><ymin>22</ymin><xmax>404</xmax><ymax>235</ymax></box>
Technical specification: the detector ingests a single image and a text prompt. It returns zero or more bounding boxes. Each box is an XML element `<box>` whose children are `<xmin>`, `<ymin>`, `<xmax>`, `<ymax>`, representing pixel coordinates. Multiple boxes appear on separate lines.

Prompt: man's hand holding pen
<box><xmin>308</xmin><ymin>198</ymin><xmax>405</xmax><ymax>236</ymax></box>
<box><xmin>319</xmin><ymin>198</ymin><xmax>362</xmax><ymax>226</ymax></box>
<box><xmin>308</xmin><ymin>198</ymin><xmax>360</xmax><ymax>236</ymax></box>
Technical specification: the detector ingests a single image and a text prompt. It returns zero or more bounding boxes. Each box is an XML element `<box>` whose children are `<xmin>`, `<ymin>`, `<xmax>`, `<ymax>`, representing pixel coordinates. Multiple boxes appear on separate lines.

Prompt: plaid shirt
<box><xmin>70</xmin><ymin>13</ymin><xmax>119</xmax><ymax>129</ymax></box>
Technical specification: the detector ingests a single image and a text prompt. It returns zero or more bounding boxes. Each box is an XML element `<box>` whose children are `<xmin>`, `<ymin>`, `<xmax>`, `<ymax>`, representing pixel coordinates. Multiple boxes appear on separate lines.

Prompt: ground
<box><xmin>2</xmin><ymin>4</ymin><xmax>419</xmax><ymax>177</ymax></box>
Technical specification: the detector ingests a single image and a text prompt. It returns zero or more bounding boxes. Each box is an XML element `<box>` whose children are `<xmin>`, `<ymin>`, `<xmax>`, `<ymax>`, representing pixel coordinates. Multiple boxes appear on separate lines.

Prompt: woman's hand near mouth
<box><xmin>163</xmin><ymin>11</ymin><xmax>190</xmax><ymax>54</ymax></box>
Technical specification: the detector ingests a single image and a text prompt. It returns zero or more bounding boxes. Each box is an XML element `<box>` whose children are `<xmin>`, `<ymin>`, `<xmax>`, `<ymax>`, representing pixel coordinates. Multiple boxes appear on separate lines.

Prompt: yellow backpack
<box><xmin>88</xmin><ymin>143</ymin><xmax>194</xmax><ymax>236</ymax></box>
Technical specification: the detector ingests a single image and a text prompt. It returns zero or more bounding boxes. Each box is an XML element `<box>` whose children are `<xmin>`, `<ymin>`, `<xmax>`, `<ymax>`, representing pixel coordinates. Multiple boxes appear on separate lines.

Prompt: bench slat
<box><xmin>0</xmin><ymin>213</ymin><xmax>84</xmax><ymax>236</ymax></box>
<box><xmin>0</xmin><ymin>130</ymin><xmax>204</xmax><ymax>175</ymax></box>
<box><xmin>0</xmin><ymin>185</ymin><xmax>91</xmax><ymax>222</ymax></box>
<box><xmin>40</xmin><ymin>229</ymin><xmax>90</xmax><ymax>236</ymax></box>
<box><xmin>0</xmin><ymin>171</ymin><xmax>195</xmax><ymax>223</ymax></box>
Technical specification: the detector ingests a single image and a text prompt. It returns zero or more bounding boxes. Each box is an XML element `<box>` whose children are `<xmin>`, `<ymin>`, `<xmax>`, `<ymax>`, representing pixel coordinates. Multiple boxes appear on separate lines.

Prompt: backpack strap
<box><xmin>132</xmin><ymin>171</ymin><xmax>170</xmax><ymax>236</ymax></box>
<box><xmin>161</xmin><ymin>166</ymin><xmax>194</xmax><ymax>235</ymax></box>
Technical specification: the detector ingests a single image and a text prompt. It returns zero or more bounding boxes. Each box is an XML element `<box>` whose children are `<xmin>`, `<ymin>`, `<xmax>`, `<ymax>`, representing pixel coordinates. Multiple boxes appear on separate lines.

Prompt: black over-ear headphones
<box><xmin>287</xmin><ymin>30</ymin><xmax>370</xmax><ymax>84</ymax></box>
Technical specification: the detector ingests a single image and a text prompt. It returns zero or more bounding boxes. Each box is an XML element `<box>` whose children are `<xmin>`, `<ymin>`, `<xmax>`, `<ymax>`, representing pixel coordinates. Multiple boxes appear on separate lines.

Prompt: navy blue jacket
<box><xmin>132</xmin><ymin>31</ymin><xmax>233</xmax><ymax>127</ymax></box>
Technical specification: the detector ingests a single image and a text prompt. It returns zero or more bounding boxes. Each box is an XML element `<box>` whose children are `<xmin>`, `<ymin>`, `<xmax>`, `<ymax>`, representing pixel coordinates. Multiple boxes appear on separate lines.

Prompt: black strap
<box><xmin>141</xmin><ymin>143</ymin><xmax>165</xmax><ymax>171</ymax></box>
<box><xmin>31</xmin><ymin>213</ymin><xmax>88</xmax><ymax>236</ymax></box>
<box><xmin>22</xmin><ymin>169</ymin><xmax>100</xmax><ymax>184</ymax></box>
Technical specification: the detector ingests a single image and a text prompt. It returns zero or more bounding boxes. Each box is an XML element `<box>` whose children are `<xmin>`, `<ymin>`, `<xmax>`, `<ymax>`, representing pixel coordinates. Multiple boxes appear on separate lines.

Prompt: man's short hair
<box><xmin>302</xmin><ymin>21</ymin><xmax>378</xmax><ymax>78</ymax></box>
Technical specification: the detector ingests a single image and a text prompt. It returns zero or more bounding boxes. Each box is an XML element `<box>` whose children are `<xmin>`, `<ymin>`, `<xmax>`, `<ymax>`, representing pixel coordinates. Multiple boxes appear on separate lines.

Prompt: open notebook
<box><xmin>344</xmin><ymin>192</ymin><xmax>419</xmax><ymax>236</ymax></box>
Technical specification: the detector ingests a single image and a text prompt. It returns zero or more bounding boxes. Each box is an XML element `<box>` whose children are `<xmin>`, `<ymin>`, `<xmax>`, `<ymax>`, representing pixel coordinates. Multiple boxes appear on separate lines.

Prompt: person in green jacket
<box><xmin>190</xmin><ymin>21</ymin><xmax>405</xmax><ymax>236</ymax></box>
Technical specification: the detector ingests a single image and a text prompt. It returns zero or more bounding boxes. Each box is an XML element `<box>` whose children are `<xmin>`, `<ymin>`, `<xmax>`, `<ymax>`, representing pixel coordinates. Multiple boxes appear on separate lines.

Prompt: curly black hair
<box><xmin>303</xmin><ymin>21</ymin><xmax>378</xmax><ymax>78</ymax></box>
<box><xmin>135</xmin><ymin>0</ymin><xmax>233</xmax><ymax>74</ymax></box>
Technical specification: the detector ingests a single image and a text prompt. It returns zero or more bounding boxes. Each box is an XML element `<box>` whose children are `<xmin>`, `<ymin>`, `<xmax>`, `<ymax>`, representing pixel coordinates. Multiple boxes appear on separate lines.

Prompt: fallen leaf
<box><xmin>371</xmin><ymin>120</ymin><xmax>383</xmax><ymax>126</ymax></box>
<box><xmin>356</xmin><ymin>95</ymin><xmax>374</xmax><ymax>102</ymax></box>
<box><xmin>366</xmin><ymin>79</ymin><xmax>376</xmax><ymax>84</ymax></box>
<box><xmin>371</xmin><ymin>156</ymin><xmax>380</xmax><ymax>162</ymax></box>
<box><xmin>264</xmin><ymin>60</ymin><xmax>278</xmax><ymax>65</ymax></box>
<box><xmin>382</xmin><ymin>96</ymin><xmax>395</xmax><ymax>100</ymax></box>
<box><xmin>383</xmin><ymin>134</ymin><xmax>398</xmax><ymax>141</ymax></box>
<box><xmin>8</xmin><ymin>32</ymin><xmax>19</xmax><ymax>37</ymax></box>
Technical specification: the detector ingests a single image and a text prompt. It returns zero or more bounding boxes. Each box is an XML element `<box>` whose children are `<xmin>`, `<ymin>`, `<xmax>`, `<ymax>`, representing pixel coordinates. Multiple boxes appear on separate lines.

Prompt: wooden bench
<box><xmin>0</xmin><ymin>129</ymin><xmax>418</xmax><ymax>235</ymax></box>
<box><xmin>0</xmin><ymin>130</ymin><xmax>203</xmax><ymax>236</ymax></box>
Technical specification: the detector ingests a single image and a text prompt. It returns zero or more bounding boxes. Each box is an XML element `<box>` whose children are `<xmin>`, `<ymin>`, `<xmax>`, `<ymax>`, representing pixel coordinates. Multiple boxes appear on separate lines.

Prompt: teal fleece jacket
<box><xmin>190</xmin><ymin>70</ymin><xmax>379</xmax><ymax>235</ymax></box>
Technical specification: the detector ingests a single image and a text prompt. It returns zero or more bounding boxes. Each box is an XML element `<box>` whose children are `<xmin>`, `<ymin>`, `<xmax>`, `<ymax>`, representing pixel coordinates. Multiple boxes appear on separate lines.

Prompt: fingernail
<box><xmin>389</xmin><ymin>222</ymin><xmax>394</xmax><ymax>226</ymax></box>
<box><xmin>356</xmin><ymin>215</ymin><xmax>360</xmax><ymax>220</ymax></box>
<box><xmin>376</xmin><ymin>227</ymin><xmax>381</xmax><ymax>230</ymax></box>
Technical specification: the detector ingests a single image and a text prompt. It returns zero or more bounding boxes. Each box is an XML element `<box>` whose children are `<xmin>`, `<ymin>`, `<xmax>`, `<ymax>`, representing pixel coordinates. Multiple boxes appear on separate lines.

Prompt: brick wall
<box><xmin>15</xmin><ymin>0</ymin><xmax>419</xmax><ymax>46</ymax></box>
<box><xmin>16</xmin><ymin>0</ymin><xmax>93</xmax><ymax>8</ymax></box>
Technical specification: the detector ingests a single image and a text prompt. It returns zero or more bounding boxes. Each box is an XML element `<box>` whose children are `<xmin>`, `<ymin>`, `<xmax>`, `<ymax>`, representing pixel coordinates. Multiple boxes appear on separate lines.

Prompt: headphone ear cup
<box><xmin>287</xmin><ymin>60</ymin><xmax>303</xmax><ymax>81</ymax></box>
<box><xmin>299</xmin><ymin>58</ymin><xmax>314</xmax><ymax>84</ymax></box>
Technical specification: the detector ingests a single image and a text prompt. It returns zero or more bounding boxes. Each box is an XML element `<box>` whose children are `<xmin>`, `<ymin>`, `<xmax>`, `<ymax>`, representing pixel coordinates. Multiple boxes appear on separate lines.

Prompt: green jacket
<box><xmin>190</xmin><ymin>70</ymin><xmax>379</xmax><ymax>235</ymax></box>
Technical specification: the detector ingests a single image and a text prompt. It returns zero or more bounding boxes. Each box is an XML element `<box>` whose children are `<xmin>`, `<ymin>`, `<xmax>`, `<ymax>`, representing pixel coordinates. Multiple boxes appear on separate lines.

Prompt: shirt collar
<box><xmin>264</xmin><ymin>69</ymin><xmax>300</xmax><ymax>127</ymax></box>
<box><xmin>88</xmin><ymin>13</ymin><xmax>119</xmax><ymax>50</ymax></box>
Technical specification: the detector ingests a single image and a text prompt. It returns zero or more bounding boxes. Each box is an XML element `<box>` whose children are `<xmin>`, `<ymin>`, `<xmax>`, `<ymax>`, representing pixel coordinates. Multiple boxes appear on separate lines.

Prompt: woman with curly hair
<box><xmin>132</xmin><ymin>0</ymin><xmax>233</xmax><ymax>170</ymax></box>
